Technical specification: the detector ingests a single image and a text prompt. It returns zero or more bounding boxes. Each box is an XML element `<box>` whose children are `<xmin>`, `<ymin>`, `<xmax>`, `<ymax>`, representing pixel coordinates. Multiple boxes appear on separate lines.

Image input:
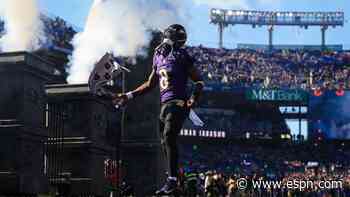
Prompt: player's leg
<box><xmin>156</xmin><ymin>102</ymin><xmax>187</xmax><ymax>195</ymax></box>
<box><xmin>163</xmin><ymin>119</ymin><xmax>180</xmax><ymax>178</ymax></box>
<box><xmin>163</xmin><ymin>103</ymin><xmax>187</xmax><ymax>178</ymax></box>
<box><xmin>159</xmin><ymin>103</ymin><xmax>169</xmax><ymax>176</ymax></box>
<box><xmin>159</xmin><ymin>116</ymin><xmax>169</xmax><ymax>179</ymax></box>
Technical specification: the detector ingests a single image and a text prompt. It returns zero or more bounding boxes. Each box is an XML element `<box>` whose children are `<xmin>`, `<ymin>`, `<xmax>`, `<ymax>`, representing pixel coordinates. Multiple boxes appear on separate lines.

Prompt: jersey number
<box><xmin>159</xmin><ymin>69</ymin><xmax>169</xmax><ymax>90</ymax></box>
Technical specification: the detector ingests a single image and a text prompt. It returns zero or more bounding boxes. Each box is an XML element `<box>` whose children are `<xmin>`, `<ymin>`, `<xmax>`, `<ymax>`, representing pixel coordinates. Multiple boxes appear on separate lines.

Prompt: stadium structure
<box><xmin>210</xmin><ymin>9</ymin><xmax>344</xmax><ymax>49</ymax></box>
<box><xmin>0</xmin><ymin>8</ymin><xmax>350</xmax><ymax>197</ymax></box>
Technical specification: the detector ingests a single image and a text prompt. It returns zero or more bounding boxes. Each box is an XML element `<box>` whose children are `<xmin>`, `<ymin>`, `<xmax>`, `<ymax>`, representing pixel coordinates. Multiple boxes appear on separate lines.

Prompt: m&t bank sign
<box><xmin>246</xmin><ymin>89</ymin><xmax>308</xmax><ymax>102</ymax></box>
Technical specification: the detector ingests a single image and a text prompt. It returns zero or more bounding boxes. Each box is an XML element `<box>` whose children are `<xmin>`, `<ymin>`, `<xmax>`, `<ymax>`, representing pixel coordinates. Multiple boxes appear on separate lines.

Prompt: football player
<box><xmin>114</xmin><ymin>24</ymin><xmax>204</xmax><ymax>195</ymax></box>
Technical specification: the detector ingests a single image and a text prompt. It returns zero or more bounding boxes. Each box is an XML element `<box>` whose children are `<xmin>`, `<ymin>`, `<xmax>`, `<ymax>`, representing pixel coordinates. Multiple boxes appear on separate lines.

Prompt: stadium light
<box><xmin>210</xmin><ymin>9</ymin><xmax>344</xmax><ymax>26</ymax></box>
<box><xmin>209</xmin><ymin>9</ymin><xmax>344</xmax><ymax>48</ymax></box>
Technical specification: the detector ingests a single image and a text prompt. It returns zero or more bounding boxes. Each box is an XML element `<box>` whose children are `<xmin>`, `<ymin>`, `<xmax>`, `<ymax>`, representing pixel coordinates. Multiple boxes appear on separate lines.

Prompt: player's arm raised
<box><xmin>113</xmin><ymin>69</ymin><xmax>158</xmax><ymax>105</ymax></box>
<box><xmin>187</xmin><ymin>66</ymin><xmax>204</xmax><ymax>108</ymax></box>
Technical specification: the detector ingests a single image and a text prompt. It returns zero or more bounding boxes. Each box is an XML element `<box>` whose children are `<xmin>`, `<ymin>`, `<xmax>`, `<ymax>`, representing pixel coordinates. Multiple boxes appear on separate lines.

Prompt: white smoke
<box><xmin>67</xmin><ymin>0</ymin><xmax>281</xmax><ymax>83</ymax></box>
<box><xmin>68</xmin><ymin>0</ymin><xmax>185</xmax><ymax>84</ymax></box>
<box><xmin>0</xmin><ymin>1</ymin><xmax>4</xmax><ymax>17</ymax></box>
<box><xmin>0</xmin><ymin>0</ymin><xmax>45</xmax><ymax>52</ymax></box>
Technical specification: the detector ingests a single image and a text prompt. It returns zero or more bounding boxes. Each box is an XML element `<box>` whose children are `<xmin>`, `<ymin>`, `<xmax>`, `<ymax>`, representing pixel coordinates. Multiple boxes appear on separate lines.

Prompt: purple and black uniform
<box><xmin>153</xmin><ymin>47</ymin><xmax>196</xmax><ymax>178</ymax></box>
<box><xmin>153</xmin><ymin>48</ymin><xmax>194</xmax><ymax>104</ymax></box>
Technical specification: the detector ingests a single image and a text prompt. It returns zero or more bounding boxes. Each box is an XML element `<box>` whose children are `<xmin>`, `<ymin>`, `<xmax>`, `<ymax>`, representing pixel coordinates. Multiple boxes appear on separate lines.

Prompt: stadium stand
<box><xmin>187</xmin><ymin>45</ymin><xmax>350</xmax><ymax>90</ymax></box>
<box><xmin>179</xmin><ymin>142</ymin><xmax>350</xmax><ymax>196</ymax></box>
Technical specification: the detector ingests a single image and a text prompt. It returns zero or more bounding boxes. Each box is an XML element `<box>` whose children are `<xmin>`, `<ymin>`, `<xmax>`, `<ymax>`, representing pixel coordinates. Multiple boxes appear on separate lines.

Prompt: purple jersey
<box><xmin>153</xmin><ymin>48</ymin><xmax>194</xmax><ymax>103</ymax></box>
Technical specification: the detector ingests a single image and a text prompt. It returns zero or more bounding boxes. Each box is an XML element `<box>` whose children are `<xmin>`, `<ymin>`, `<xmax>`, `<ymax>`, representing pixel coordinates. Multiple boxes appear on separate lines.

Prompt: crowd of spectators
<box><xmin>187</xmin><ymin>45</ymin><xmax>350</xmax><ymax>90</ymax></box>
<box><xmin>178</xmin><ymin>142</ymin><xmax>350</xmax><ymax>196</ymax></box>
<box><xmin>183</xmin><ymin>169</ymin><xmax>350</xmax><ymax>197</ymax></box>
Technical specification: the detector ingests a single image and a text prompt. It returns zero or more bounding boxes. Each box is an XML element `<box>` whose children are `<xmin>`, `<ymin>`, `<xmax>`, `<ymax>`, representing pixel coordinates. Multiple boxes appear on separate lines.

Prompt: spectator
<box><xmin>187</xmin><ymin>46</ymin><xmax>350</xmax><ymax>90</ymax></box>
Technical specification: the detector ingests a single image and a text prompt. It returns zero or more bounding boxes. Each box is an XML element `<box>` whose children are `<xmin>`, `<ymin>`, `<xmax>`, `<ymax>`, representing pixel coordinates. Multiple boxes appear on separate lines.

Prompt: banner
<box><xmin>246</xmin><ymin>89</ymin><xmax>308</xmax><ymax>102</ymax></box>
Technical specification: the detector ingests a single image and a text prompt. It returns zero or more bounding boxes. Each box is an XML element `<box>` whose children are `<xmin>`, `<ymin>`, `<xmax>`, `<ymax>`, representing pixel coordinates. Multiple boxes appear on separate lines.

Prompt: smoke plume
<box><xmin>0</xmin><ymin>0</ymin><xmax>45</xmax><ymax>52</ymax></box>
<box><xmin>68</xmin><ymin>0</ymin><xmax>185</xmax><ymax>84</ymax></box>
